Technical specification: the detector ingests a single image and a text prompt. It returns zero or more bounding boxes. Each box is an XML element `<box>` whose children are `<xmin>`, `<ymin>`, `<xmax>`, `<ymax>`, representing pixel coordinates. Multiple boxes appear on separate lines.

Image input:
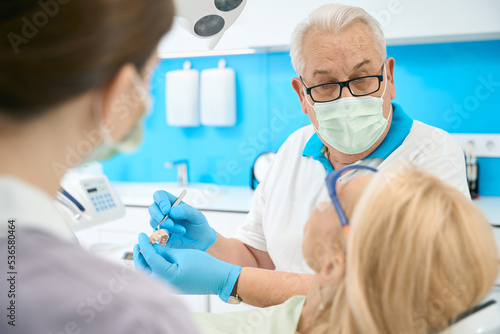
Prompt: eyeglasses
<box><xmin>300</xmin><ymin>64</ymin><xmax>385</xmax><ymax>103</ymax></box>
<box><xmin>326</xmin><ymin>165</ymin><xmax>378</xmax><ymax>235</ymax></box>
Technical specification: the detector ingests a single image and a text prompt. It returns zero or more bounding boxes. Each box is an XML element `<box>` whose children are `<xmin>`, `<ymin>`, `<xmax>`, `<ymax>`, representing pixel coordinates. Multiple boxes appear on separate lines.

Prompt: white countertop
<box><xmin>112</xmin><ymin>182</ymin><xmax>254</xmax><ymax>213</ymax></box>
<box><xmin>472</xmin><ymin>197</ymin><xmax>500</xmax><ymax>226</ymax></box>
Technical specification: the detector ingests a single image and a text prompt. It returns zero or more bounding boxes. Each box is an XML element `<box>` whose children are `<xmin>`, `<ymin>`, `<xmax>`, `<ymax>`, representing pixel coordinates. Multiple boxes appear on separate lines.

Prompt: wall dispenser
<box><xmin>200</xmin><ymin>59</ymin><xmax>236</xmax><ymax>127</ymax></box>
<box><xmin>166</xmin><ymin>60</ymin><xmax>200</xmax><ymax>127</ymax></box>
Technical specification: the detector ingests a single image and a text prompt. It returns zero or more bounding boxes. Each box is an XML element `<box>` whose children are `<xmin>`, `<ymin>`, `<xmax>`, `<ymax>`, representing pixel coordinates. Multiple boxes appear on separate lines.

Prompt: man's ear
<box><xmin>318</xmin><ymin>253</ymin><xmax>345</xmax><ymax>286</ymax></box>
<box><xmin>99</xmin><ymin>63</ymin><xmax>138</xmax><ymax>141</ymax></box>
<box><xmin>386</xmin><ymin>57</ymin><xmax>396</xmax><ymax>100</ymax></box>
<box><xmin>291</xmin><ymin>77</ymin><xmax>309</xmax><ymax>115</ymax></box>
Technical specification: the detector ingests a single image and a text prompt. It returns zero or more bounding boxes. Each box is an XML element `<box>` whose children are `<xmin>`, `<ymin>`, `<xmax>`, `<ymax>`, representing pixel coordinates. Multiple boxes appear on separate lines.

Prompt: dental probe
<box><xmin>157</xmin><ymin>189</ymin><xmax>187</xmax><ymax>230</ymax></box>
<box><xmin>148</xmin><ymin>190</ymin><xmax>188</xmax><ymax>246</ymax></box>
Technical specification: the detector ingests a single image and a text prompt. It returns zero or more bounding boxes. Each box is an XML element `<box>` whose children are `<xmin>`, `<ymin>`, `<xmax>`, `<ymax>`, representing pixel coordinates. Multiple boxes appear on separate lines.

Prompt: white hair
<box><xmin>290</xmin><ymin>4</ymin><xmax>387</xmax><ymax>76</ymax></box>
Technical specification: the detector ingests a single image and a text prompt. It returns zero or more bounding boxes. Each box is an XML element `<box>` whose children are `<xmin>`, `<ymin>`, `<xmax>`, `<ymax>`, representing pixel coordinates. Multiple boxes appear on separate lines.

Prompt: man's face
<box><xmin>291</xmin><ymin>21</ymin><xmax>396</xmax><ymax>138</ymax></box>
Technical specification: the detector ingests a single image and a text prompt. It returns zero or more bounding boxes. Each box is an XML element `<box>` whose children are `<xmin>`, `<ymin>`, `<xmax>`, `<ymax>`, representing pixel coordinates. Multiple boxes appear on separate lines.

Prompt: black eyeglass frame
<box><xmin>300</xmin><ymin>64</ymin><xmax>385</xmax><ymax>103</ymax></box>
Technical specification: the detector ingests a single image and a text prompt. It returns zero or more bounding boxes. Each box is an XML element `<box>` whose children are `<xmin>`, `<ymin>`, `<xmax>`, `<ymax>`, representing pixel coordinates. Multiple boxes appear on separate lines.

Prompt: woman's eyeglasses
<box><xmin>326</xmin><ymin>165</ymin><xmax>378</xmax><ymax>235</ymax></box>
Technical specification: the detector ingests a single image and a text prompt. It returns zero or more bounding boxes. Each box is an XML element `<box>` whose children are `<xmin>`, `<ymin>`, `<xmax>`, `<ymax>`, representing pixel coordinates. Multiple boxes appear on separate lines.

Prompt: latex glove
<box><xmin>148</xmin><ymin>190</ymin><xmax>217</xmax><ymax>251</ymax></box>
<box><xmin>134</xmin><ymin>233</ymin><xmax>241</xmax><ymax>302</ymax></box>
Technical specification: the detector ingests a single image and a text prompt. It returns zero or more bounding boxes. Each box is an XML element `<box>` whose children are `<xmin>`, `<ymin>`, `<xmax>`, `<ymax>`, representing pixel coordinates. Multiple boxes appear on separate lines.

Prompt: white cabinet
<box><xmin>475</xmin><ymin>199</ymin><xmax>500</xmax><ymax>304</ymax></box>
<box><xmin>492</xmin><ymin>226</ymin><xmax>500</xmax><ymax>296</ymax></box>
<box><xmin>158</xmin><ymin>0</ymin><xmax>500</xmax><ymax>54</ymax></box>
<box><xmin>202</xmin><ymin>210</ymin><xmax>247</xmax><ymax>238</ymax></box>
<box><xmin>484</xmin><ymin>225</ymin><xmax>500</xmax><ymax>311</ymax></box>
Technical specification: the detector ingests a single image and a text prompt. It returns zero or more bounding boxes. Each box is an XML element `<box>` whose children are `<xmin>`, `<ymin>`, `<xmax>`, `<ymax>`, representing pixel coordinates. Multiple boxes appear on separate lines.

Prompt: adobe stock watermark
<box><xmin>385</xmin><ymin>125</ymin><xmax>450</xmax><ymax>182</ymax></box>
<box><xmin>405</xmin><ymin>278</ymin><xmax>468</xmax><ymax>334</ymax></box>
<box><xmin>443</xmin><ymin>74</ymin><xmax>500</xmax><ymax>130</ymax></box>
<box><xmin>7</xmin><ymin>0</ymin><xmax>72</xmax><ymax>54</ymax></box>
<box><xmin>373</xmin><ymin>0</ymin><xmax>414</xmax><ymax>28</ymax></box>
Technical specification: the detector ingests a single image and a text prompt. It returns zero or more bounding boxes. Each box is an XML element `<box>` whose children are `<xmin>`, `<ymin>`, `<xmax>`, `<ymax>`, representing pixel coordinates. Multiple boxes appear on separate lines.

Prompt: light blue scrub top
<box><xmin>302</xmin><ymin>102</ymin><xmax>414</xmax><ymax>173</ymax></box>
<box><xmin>194</xmin><ymin>295</ymin><xmax>306</xmax><ymax>334</ymax></box>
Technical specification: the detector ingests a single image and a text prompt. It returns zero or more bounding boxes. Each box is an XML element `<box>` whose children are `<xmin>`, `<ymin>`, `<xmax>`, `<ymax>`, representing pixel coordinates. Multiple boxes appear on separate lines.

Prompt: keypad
<box><xmin>91</xmin><ymin>192</ymin><xmax>116</xmax><ymax>212</ymax></box>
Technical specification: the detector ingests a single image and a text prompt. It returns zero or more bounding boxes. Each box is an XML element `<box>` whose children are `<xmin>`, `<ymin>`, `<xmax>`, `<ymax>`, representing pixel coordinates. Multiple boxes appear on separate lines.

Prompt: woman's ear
<box><xmin>99</xmin><ymin>63</ymin><xmax>141</xmax><ymax>142</ymax></box>
<box><xmin>318</xmin><ymin>253</ymin><xmax>345</xmax><ymax>287</ymax></box>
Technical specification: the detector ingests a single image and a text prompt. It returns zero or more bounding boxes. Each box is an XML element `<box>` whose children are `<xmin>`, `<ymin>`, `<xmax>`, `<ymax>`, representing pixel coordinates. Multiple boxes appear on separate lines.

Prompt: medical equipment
<box><xmin>173</xmin><ymin>0</ymin><xmax>247</xmax><ymax>49</ymax></box>
<box><xmin>326</xmin><ymin>165</ymin><xmax>378</xmax><ymax>235</ymax></box>
<box><xmin>149</xmin><ymin>189</ymin><xmax>187</xmax><ymax>246</ymax></box>
<box><xmin>158</xmin><ymin>189</ymin><xmax>187</xmax><ymax>227</ymax></box>
<box><xmin>55</xmin><ymin>172</ymin><xmax>125</xmax><ymax>230</ymax></box>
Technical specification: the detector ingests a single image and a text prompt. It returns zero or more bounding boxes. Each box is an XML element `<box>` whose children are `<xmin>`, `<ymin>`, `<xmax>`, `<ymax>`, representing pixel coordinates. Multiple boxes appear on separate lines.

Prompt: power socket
<box><xmin>452</xmin><ymin>134</ymin><xmax>500</xmax><ymax>158</ymax></box>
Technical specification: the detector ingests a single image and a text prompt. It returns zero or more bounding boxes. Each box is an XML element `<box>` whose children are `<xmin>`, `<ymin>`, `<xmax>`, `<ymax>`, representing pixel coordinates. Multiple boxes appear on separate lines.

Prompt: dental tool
<box><xmin>157</xmin><ymin>189</ymin><xmax>187</xmax><ymax>229</ymax></box>
<box><xmin>149</xmin><ymin>189</ymin><xmax>187</xmax><ymax>246</ymax></box>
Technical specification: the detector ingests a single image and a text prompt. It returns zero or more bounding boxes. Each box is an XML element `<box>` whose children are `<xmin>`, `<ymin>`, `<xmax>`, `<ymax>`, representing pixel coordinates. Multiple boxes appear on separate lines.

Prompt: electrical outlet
<box><xmin>452</xmin><ymin>134</ymin><xmax>500</xmax><ymax>158</ymax></box>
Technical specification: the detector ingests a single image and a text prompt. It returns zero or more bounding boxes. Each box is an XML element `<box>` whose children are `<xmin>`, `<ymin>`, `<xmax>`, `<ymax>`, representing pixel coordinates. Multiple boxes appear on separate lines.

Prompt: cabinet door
<box><xmin>484</xmin><ymin>226</ymin><xmax>500</xmax><ymax>307</ymax></box>
<box><xmin>493</xmin><ymin>226</ymin><xmax>500</xmax><ymax>287</ymax></box>
<box><xmin>202</xmin><ymin>210</ymin><xmax>248</xmax><ymax>238</ymax></box>
<box><xmin>75</xmin><ymin>206</ymin><xmax>150</xmax><ymax>250</ymax></box>
<box><xmin>201</xmin><ymin>210</ymin><xmax>259</xmax><ymax>313</ymax></box>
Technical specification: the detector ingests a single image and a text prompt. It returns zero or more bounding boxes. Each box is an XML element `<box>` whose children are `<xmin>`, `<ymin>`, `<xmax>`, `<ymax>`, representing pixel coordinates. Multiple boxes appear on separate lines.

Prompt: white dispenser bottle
<box><xmin>200</xmin><ymin>59</ymin><xmax>236</xmax><ymax>127</ymax></box>
<box><xmin>166</xmin><ymin>60</ymin><xmax>200</xmax><ymax>127</ymax></box>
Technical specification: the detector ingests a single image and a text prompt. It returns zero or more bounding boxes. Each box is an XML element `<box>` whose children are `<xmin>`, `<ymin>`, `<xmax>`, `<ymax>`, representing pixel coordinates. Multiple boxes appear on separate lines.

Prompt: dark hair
<box><xmin>0</xmin><ymin>0</ymin><xmax>174</xmax><ymax>120</ymax></box>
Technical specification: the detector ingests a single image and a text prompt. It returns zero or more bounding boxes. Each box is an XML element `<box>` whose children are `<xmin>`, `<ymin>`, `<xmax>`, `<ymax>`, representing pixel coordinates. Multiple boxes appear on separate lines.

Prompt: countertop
<box><xmin>472</xmin><ymin>197</ymin><xmax>500</xmax><ymax>226</ymax></box>
<box><xmin>112</xmin><ymin>182</ymin><xmax>254</xmax><ymax>213</ymax></box>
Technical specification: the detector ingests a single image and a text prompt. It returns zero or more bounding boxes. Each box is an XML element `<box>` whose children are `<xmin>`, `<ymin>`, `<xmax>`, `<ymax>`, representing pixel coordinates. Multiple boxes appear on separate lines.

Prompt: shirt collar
<box><xmin>0</xmin><ymin>176</ymin><xmax>77</xmax><ymax>242</ymax></box>
<box><xmin>302</xmin><ymin>103</ymin><xmax>413</xmax><ymax>171</ymax></box>
<box><xmin>302</xmin><ymin>129</ymin><xmax>335</xmax><ymax>173</ymax></box>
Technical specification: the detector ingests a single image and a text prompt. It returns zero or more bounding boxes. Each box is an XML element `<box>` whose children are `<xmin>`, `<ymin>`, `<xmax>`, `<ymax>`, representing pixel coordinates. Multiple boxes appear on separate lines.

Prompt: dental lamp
<box><xmin>172</xmin><ymin>0</ymin><xmax>247</xmax><ymax>49</ymax></box>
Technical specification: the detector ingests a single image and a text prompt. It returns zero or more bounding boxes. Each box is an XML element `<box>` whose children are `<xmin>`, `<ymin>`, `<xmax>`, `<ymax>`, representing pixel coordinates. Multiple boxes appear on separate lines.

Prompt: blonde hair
<box><xmin>290</xmin><ymin>4</ymin><xmax>387</xmax><ymax>76</ymax></box>
<box><xmin>311</xmin><ymin>170</ymin><xmax>499</xmax><ymax>334</ymax></box>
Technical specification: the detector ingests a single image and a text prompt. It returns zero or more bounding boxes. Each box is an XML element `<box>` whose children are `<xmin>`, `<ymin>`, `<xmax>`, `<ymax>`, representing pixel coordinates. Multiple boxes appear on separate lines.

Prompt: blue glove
<box><xmin>149</xmin><ymin>190</ymin><xmax>217</xmax><ymax>251</ymax></box>
<box><xmin>134</xmin><ymin>233</ymin><xmax>241</xmax><ymax>302</ymax></box>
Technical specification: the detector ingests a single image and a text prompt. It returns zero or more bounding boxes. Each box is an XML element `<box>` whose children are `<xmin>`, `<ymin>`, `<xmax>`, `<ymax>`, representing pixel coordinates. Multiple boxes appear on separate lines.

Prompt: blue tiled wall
<box><xmin>102</xmin><ymin>40</ymin><xmax>500</xmax><ymax>195</ymax></box>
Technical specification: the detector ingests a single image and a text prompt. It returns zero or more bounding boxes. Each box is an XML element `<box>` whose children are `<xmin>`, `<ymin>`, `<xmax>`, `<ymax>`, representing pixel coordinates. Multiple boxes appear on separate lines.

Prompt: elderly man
<box><xmin>134</xmin><ymin>4</ymin><xmax>468</xmax><ymax>308</ymax></box>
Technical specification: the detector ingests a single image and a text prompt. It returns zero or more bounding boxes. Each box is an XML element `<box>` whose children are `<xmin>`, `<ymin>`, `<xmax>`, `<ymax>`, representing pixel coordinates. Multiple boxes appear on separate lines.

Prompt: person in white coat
<box><xmin>137</xmin><ymin>3</ymin><xmax>469</xmax><ymax>308</ymax></box>
<box><xmin>0</xmin><ymin>1</ymin><xmax>199</xmax><ymax>333</ymax></box>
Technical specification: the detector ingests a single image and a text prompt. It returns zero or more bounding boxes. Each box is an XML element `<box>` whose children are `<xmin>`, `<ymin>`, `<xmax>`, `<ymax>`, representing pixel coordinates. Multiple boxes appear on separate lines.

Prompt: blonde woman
<box><xmin>138</xmin><ymin>167</ymin><xmax>498</xmax><ymax>333</ymax></box>
<box><xmin>300</xmin><ymin>168</ymin><xmax>499</xmax><ymax>334</ymax></box>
